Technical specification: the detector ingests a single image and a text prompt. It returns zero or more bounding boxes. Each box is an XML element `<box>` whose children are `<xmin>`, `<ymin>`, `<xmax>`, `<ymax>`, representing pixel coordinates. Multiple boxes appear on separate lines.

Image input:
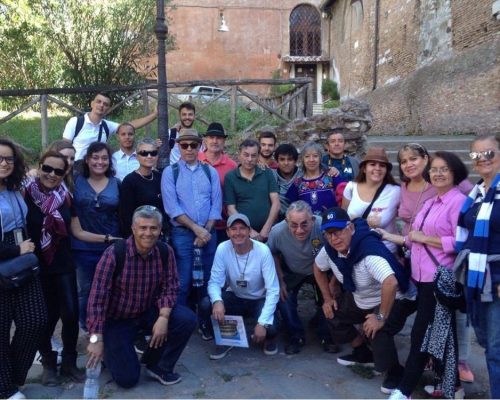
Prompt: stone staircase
<box><xmin>366</xmin><ymin>134</ymin><xmax>479</xmax><ymax>182</ymax></box>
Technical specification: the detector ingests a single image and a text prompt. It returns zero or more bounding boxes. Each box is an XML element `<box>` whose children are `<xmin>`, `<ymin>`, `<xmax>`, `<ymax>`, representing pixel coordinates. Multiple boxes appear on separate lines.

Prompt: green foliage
<box><xmin>0</xmin><ymin>0</ymin><xmax>174</xmax><ymax>108</ymax></box>
<box><xmin>270</xmin><ymin>69</ymin><xmax>294</xmax><ymax>97</ymax></box>
<box><xmin>324</xmin><ymin>99</ymin><xmax>341</xmax><ymax>109</ymax></box>
<box><xmin>321</xmin><ymin>78</ymin><xmax>340</xmax><ymax>101</ymax></box>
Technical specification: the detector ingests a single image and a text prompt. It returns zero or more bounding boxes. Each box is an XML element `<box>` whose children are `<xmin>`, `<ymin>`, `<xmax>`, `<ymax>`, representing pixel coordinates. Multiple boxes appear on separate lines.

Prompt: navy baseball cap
<box><xmin>321</xmin><ymin>207</ymin><xmax>351</xmax><ymax>231</ymax></box>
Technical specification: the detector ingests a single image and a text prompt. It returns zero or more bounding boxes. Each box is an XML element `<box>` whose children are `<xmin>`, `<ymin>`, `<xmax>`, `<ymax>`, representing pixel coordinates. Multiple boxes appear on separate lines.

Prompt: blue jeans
<box><xmin>200</xmin><ymin>291</ymin><xmax>278</xmax><ymax>339</ymax></box>
<box><xmin>473</xmin><ymin>284</ymin><xmax>500</xmax><ymax>399</ymax></box>
<box><xmin>103</xmin><ymin>304</ymin><xmax>196</xmax><ymax>388</ymax></box>
<box><xmin>74</xmin><ymin>250</ymin><xmax>103</xmax><ymax>330</ymax></box>
<box><xmin>171</xmin><ymin>226</ymin><xmax>217</xmax><ymax>306</ymax></box>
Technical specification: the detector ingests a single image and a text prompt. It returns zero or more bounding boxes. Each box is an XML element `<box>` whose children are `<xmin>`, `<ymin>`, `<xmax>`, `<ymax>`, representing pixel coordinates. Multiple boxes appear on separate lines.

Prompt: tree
<box><xmin>0</xmin><ymin>0</ymin><xmax>174</xmax><ymax>108</ymax></box>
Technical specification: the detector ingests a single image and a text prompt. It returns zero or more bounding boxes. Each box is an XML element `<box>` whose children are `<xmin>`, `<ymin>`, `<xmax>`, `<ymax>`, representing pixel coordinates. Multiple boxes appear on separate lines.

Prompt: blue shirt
<box><xmin>0</xmin><ymin>190</ymin><xmax>26</xmax><ymax>232</ymax></box>
<box><xmin>161</xmin><ymin>160</ymin><xmax>222</xmax><ymax>227</ymax></box>
<box><xmin>72</xmin><ymin>175</ymin><xmax>121</xmax><ymax>252</ymax></box>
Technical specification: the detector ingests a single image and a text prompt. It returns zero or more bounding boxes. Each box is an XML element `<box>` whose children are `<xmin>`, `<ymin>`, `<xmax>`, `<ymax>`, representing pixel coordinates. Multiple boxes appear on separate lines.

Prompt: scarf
<box><xmin>421</xmin><ymin>267</ymin><xmax>458</xmax><ymax>399</ymax></box>
<box><xmin>455</xmin><ymin>173</ymin><xmax>500</xmax><ymax>297</ymax></box>
<box><xmin>26</xmin><ymin>179</ymin><xmax>69</xmax><ymax>265</ymax></box>
<box><xmin>323</xmin><ymin>218</ymin><xmax>410</xmax><ymax>293</ymax></box>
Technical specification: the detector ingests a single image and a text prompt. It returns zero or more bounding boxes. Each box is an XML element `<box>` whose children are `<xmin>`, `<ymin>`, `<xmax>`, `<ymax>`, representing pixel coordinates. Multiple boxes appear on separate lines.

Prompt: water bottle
<box><xmin>83</xmin><ymin>363</ymin><xmax>101</xmax><ymax>399</ymax></box>
<box><xmin>192</xmin><ymin>246</ymin><xmax>204</xmax><ymax>287</ymax></box>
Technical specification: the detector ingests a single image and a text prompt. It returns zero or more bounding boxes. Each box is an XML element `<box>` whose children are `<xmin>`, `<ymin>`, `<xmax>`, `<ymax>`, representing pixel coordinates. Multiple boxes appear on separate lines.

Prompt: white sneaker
<box><xmin>8</xmin><ymin>391</ymin><xmax>26</xmax><ymax>399</ymax></box>
<box><xmin>388</xmin><ymin>389</ymin><xmax>410</xmax><ymax>399</ymax></box>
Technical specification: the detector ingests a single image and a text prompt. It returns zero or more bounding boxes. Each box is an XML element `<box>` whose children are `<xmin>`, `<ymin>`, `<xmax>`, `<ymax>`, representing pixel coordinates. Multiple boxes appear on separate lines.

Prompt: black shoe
<box><xmin>134</xmin><ymin>335</ymin><xmax>150</xmax><ymax>354</ymax></box>
<box><xmin>41</xmin><ymin>366</ymin><xmax>59</xmax><ymax>386</ymax></box>
<box><xmin>381</xmin><ymin>374</ymin><xmax>402</xmax><ymax>394</ymax></box>
<box><xmin>321</xmin><ymin>339</ymin><xmax>340</xmax><ymax>354</ymax></box>
<box><xmin>337</xmin><ymin>344</ymin><xmax>374</xmax><ymax>367</ymax></box>
<box><xmin>285</xmin><ymin>337</ymin><xmax>305</xmax><ymax>355</ymax></box>
<box><xmin>145</xmin><ymin>366</ymin><xmax>182</xmax><ymax>385</ymax></box>
<box><xmin>198</xmin><ymin>323</ymin><xmax>214</xmax><ymax>341</ymax></box>
<box><xmin>209</xmin><ymin>345</ymin><xmax>234</xmax><ymax>360</ymax></box>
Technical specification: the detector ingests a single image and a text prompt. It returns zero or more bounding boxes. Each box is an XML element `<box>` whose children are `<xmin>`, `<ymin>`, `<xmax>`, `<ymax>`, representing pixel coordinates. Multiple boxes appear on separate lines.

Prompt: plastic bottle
<box><xmin>192</xmin><ymin>246</ymin><xmax>204</xmax><ymax>287</ymax></box>
<box><xmin>83</xmin><ymin>363</ymin><xmax>101</xmax><ymax>399</ymax></box>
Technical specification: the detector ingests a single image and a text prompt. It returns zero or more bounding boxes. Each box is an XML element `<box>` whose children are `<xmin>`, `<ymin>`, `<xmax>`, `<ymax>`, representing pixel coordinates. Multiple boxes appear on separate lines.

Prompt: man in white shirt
<box><xmin>62</xmin><ymin>92</ymin><xmax>157</xmax><ymax>161</ymax></box>
<box><xmin>201</xmin><ymin>213</ymin><xmax>280</xmax><ymax>360</ymax></box>
<box><xmin>314</xmin><ymin>207</ymin><xmax>416</xmax><ymax>395</ymax></box>
<box><xmin>112</xmin><ymin>123</ymin><xmax>139</xmax><ymax>181</ymax></box>
<box><xmin>168</xmin><ymin>102</ymin><xmax>197</xmax><ymax>165</ymax></box>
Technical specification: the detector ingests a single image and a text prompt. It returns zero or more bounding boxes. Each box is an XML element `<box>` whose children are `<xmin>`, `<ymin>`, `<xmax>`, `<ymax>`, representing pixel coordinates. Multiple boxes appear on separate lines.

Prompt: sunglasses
<box><xmin>41</xmin><ymin>164</ymin><xmax>66</xmax><ymax>176</ymax></box>
<box><xmin>137</xmin><ymin>150</ymin><xmax>158</xmax><ymax>157</ymax></box>
<box><xmin>469</xmin><ymin>150</ymin><xmax>495</xmax><ymax>161</ymax></box>
<box><xmin>0</xmin><ymin>156</ymin><xmax>15</xmax><ymax>165</ymax></box>
<box><xmin>179</xmin><ymin>142</ymin><xmax>199</xmax><ymax>150</ymax></box>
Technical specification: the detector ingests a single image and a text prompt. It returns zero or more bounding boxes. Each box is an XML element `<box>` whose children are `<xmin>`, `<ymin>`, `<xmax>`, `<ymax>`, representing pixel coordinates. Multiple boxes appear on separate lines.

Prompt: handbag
<box><xmin>0</xmin><ymin>253</ymin><xmax>40</xmax><ymax>289</ymax></box>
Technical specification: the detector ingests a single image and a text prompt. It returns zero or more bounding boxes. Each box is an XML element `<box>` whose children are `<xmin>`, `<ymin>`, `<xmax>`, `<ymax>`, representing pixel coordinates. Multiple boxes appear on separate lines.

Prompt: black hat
<box><xmin>204</xmin><ymin>122</ymin><xmax>227</xmax><ymax>138</ymax></box>
<box><xmin>321</xmin><ymin>207</ymin><xmax>351</xmax><ymax>231</ymax></box>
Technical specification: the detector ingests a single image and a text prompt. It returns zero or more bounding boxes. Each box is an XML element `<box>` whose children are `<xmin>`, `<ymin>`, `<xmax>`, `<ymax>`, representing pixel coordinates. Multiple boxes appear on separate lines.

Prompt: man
<box><xmin>321</xmin><ymin>130</ymin><xmax>360</xmax><ymax>181</ymax></box>
<box><xmin>271</xmin><ymin>143</ymin><xmax>302</xmax><ymax>221</ymax></box>
<box><xmin>112</xmin><ymin>123</ymin><xmax>139</xmax><ymax>181</ymax></box>
<box><xmin>258</xmin><ymin>131</ymin><xmax>279</xmax><ymax>169</ymax></box>
<box><xmin>200</xmin><ymin>213</ymin><xmax>280</xmax><ymax>360</ymax></box>
<box><xmin>86</xmin><ymin>205</ymin><xmax>196</xmax><ymax>388</ymax></box>
<box><xmin>62</xmin><ymin>92</ymin><xmax>157</xmax><ymax>161</ymax></box>
<box><xmin>168</xmin><ymin>102</ymin><xmax>197</xmax><ymax>165</ymax></box>
<box><xmin>161</xmin><ymin>128</ymin><xmax>222</xmax><ymax>307</ymax></box>
<box><xmin>314</xmin><ymin>207</ymin><xmax>416</xmax><ymax>395</ymax></box>
<box><xmin>198</xmin><ymin>122</ymin><xmax>237</xmax><ymax>244</ymax></box>
<box><xmin>224</xmin><ymin>139</ymin><xmax>280</xmax><ymax>242</ymax></box>
<box><xmin>267</xmin><ymin>200</ymin><xmax>336</xmax><ymax>354</ymax></box>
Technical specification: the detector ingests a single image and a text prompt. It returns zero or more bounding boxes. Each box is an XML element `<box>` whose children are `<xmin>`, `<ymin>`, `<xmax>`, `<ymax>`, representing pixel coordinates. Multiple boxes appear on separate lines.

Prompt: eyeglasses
<box><xmin>137</xmin><ymin>150</ymin><xmax>158</xmax><ymax>157</ymax></box>
<box><xmin>429</xmin><ymin>167</ymin><xmax>450</xmax><ymax>174</ymax></box>
<box><xmin>469</xmin><ymin>150</ymin><xmax>495</xmax><ymax>161</ymax></box>
<box><xmin>0</xmin><ymin>156</ymin><xmax>15</xmax><ymax>164</ymax></box>
<box><xmin>288</xmin><ymin>221</ymin><xmax>311</xmax><ymax>231</ymax></box>
<box><xmin>179</xmin><ymin>142</ymin><xmax>199</xmax><ymax>150</ymax></box>
<box><xmin>41</xmin><ymin>164</ymin><xmax>66</xmax><ymax>176</ymax></box>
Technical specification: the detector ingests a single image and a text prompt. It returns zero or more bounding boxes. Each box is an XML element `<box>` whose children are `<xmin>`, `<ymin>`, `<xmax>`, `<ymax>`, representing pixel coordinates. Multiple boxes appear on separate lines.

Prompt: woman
<box><xmin>286</xmin><ymin>142</ymin><xmax>344</xmax><ymax>215</ymax></box>
<box><xmin>397</xmin><ymin>143</ymin><xmax>474</xmax><ymax>384</ymax></box>
<box><xmin>0</xmin><ymin>138</ymin><xmax>47</xmax><ymax>400</ymax></box>
<box><xmin>381</xmin><ymin>151</ymin><xmax>468</xmax><ymax>399</ymax></box>
<box><xmin>342</xmin><ymin>147</ymin><xmax>400</xmax><ymax>253</ymax></box>
<box><xmin>119</xmin><ymin>137</ymin><xmax>168</xmax><ymax>238</ymax></box>
<box><xmin>455</xmin><ymin>134</ymin><xmax>500</xmax><ymax>399</ymax></box>
<box><xmin>73</xmin><ymin>142</ymin><xmax>121</xmax><ymax>330</ymax></box>
<box><xmin>46</xmin><ymin>140</ymin><xmax>76</xmax><ymax>192</ymax></box>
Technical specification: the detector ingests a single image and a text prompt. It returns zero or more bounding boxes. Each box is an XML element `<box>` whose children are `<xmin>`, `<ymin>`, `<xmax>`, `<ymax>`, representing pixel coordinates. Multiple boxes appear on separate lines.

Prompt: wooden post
<box><xmin>40</xmin><ymin>95</ymin><xmax>48</xmax><ymax>149</ymax></box>
<box><xmin>230</xmin><ymin>86</ymin><xmax>237</xmax><ymax>132</ymax></box>
<box><xmin>306</xmin><ymin>82</ymin><xmax>313</xmax><ymax>117</ymax></box>
<box><xmin>141</xmin><ymin>89</ymin><xmax>151</xmax><ymax>136</ymax></box>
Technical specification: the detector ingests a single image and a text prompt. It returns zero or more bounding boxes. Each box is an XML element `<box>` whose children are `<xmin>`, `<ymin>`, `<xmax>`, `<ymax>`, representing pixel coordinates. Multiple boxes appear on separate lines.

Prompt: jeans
<box><xmin>103</xmin><ymin>304</ymin><xmax>196</xmax><ymax>388</ymax></box>
<box><xmin>472</xmin><ymin>284</ymin><xmax>500</xmax><ymax>399</ymax></box>
<box><xmin>74</xmin><ymin>249</ymin><xmax>103</xmax><ymax>330</ymax></box>
<box><xmin>200</xmin><ymin>291</ymin><xmax>279</xmax><ymax>339</ymax></box>
<box><xmin>39</xmin><ymin>272</ymin><xmax>79</xmax><ymax>361</ymax></box>
<box><xmin>456</xmin><ymin>310</ymin><xmax>471</xmax><ymax>361</ymax></box>
<box><xmin>171</xmin><ymin>226</ymin><xmax>217</xmax><ymax>307</ymax></box>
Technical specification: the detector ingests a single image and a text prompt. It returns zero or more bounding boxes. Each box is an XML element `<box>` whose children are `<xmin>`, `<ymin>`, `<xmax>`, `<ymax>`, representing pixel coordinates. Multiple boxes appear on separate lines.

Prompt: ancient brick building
<box><xmin>165</xmin><ymin>0</ymin><xmax>500</xmax><ymax>135</ymax></box>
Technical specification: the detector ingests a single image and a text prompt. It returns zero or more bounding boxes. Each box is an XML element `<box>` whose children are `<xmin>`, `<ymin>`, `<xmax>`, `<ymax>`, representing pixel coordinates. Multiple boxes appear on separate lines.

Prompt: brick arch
<box><xmin>289</xmin><ymin>4</ymin><xmax>322</xmax><ymax>56</ymax></box>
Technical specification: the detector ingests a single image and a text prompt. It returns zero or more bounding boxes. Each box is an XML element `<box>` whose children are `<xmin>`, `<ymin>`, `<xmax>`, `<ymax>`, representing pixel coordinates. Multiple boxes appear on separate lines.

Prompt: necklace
<box><xmin>135</xmin><ymin>170</ymin><xmax>154</xmax><ymax>181</ymax></box>
<box><xmin>233</xmin><ymin>246</ymin><xmax>251</xmax><ymax>280</ymax></box>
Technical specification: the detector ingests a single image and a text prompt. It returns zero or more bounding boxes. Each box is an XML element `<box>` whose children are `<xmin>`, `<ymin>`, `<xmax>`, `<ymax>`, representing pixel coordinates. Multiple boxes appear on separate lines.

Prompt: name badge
<box><xmin>13</xmin><ymin>228</ymin><xmax>24</xmax><ymax>245</ymax></box>
<box><xmin>236</xmin><ymin>280</ymin><xmax>248</xmax><ymax>288</ymax></box>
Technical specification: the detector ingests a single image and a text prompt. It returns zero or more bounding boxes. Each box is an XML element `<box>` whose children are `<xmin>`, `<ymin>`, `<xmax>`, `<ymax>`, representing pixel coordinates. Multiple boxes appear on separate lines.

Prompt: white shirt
<box><xmin>62</xmin><ymin>113</ymin><xmax>119</xmax><ymax>160</ymax></box>
<box><xmin>315</xmin><ymin>248</ymin><xmax>415</xmax><ymax>309</ymax></box>
<box><xmin>112</xmin><ymin>150</ymin><xmax>139</xmax><ymax>181</ymax></box>
<box><xmin>208</xmin><ymin>239</ymin><xmax>280</xmax><ymax>325</ymax></box>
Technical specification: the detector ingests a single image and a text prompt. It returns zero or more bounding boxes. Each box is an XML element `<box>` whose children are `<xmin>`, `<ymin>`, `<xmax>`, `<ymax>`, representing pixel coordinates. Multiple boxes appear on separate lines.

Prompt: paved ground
<box><xmin>21</xmin><ymin>291</ymin><xmax>491</xmax><ymax>399</ymax></box>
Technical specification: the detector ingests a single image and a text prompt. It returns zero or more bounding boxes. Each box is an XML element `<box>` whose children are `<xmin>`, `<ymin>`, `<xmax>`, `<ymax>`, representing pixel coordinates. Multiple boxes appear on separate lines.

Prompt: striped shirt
<box><xmin>315</xmin><ymin>248</ymin><xmax>413</xmax><ymax>309</ymax></box>
<box><xmin>87</xmin><ymin>237</ymin><xmax>179</xmax><ymax>334</ymax></box>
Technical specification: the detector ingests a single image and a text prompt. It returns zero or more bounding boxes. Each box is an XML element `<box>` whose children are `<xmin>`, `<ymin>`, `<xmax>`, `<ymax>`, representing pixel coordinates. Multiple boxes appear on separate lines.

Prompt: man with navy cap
<box><xmin>313</xmin><ymin>207</ymin><xmax>416</xmax><ymax>395</ymax></box>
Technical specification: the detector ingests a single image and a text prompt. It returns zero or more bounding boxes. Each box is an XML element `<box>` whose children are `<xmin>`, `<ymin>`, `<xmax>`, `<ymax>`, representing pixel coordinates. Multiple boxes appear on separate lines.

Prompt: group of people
<box><xmin>0</xmin><ymin>92</ymin><xmax>498</xmax><ymax>400</ymax></box>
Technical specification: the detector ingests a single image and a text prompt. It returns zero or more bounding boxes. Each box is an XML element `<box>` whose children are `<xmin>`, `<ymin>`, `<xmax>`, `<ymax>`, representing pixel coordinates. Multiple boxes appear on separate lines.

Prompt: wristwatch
<box><xmin>375</xmin><ymin>313</ymin><xmax>385</xmax><ymax>322</ymax></box>
<box><xmin>89</xmin><ymin>334</ymin><xmax>102</xmax><ymax>344</ymax></box>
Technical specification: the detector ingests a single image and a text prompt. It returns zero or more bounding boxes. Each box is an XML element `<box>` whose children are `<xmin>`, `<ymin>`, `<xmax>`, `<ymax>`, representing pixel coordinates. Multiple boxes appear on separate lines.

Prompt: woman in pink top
<box><xmin>380</xmin><ymin>151</ymin><xmax>468</xmax><ymax>399</ymax></box>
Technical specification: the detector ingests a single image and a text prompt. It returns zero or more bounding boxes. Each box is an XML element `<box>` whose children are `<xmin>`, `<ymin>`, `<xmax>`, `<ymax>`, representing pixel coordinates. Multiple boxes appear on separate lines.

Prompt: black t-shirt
<box><xmin>25</xmin><ymin>193</ymin><xmax>75</xmax><ymax>275</ymax></box>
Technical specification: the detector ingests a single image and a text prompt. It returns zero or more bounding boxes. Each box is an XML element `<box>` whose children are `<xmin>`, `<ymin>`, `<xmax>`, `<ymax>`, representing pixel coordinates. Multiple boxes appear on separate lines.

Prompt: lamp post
<box><xmin>155</xmin><ymin>0</ymin><xmax>169</xmax><ymax>170</ymax></box>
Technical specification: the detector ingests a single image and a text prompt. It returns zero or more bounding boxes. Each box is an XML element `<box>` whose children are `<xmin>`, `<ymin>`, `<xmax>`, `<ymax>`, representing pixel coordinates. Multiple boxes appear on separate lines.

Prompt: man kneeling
<box><xmin>200</xmin><ymin>213</ymin><xmax>280</xmax><ymax>360</ymax></box>
<box><xmin>86</xmin><ymin>205</ymin><xmax>196</xmax><ymax>388</ymax></box>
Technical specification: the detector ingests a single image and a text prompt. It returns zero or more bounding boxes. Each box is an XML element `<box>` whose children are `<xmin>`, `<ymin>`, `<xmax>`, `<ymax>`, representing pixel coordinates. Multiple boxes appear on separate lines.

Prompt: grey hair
<box><xmin>286</xmin><ymin>200</ymin><xmax>313</xmax><ymax>219</ymax></box>
<box><xmin>472</xmin><ymin>134</ymin><xmax>500</xmax><ymax>149</ymax></box>
<box><xmin>300</xmin><ymin>141</ymin><xmax>324</xmax><ymax>170</ymax></box>
<box><xmin>132</xmin><ymin>205</ymin><xmax>163</xmax><ymax>225</ymax></box>
<box><xmin>136</xmin><ymin>137</ymin><xmax>158</xmax><ymax>151</ymax></box>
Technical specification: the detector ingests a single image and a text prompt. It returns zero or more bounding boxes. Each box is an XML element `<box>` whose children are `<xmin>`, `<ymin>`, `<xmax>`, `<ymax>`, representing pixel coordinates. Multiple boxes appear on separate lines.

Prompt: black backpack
<box><xmin>73</xmin><ymin>115</ymin><xmax>110</xmax><ymax>143</ymax></box>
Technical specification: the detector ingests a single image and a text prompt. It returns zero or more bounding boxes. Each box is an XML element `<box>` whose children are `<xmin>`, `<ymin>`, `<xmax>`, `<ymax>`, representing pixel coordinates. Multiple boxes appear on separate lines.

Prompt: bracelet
<box><xmin>104</xmin><ymin>234</ymin><xmax>110</xmax><ymax>244</ymax></box>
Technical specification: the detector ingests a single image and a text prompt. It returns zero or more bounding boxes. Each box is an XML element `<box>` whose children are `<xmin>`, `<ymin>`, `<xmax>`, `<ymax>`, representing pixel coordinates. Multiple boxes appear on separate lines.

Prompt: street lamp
<box><xmin>155</xmin><ymin>0</ymin><xmax>170</xmax><ymax>170</ymax></box>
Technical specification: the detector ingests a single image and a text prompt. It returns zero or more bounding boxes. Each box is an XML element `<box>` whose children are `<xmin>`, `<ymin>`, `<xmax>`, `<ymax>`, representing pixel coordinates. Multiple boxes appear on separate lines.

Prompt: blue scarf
<box><xmin>323</xmin><ymin>218</ymin><xmax>410</xmax><ymax>293</ymax></box>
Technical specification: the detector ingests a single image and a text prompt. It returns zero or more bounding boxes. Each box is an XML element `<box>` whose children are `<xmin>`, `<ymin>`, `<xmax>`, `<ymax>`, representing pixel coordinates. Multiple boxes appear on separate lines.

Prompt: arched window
<box><xmin>289</xmin><ymin>4</ymin><xmax>321</xmax><ymax>56</ymax></box>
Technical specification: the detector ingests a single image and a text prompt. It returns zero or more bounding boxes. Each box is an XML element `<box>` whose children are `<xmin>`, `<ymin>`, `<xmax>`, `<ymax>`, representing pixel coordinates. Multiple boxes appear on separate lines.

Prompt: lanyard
<box><xmin>233</xmin><ymin>247</ymin><xmax>251</xmax><ymax>280</ymax></box>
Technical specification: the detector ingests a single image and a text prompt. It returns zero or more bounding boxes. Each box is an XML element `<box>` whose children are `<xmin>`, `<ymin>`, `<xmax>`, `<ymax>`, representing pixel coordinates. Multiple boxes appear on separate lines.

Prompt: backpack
<box><xmin>112</xmin><ymin>239</ymin><xmax>170</xmax><ymax>282</ymax></box>
<box><xmin>73</xmin><ymin>115</ymin><xmax>110</xmax><ymax>143</ymax></box>
<box><xmin>171</xmin><ymin>162</ymin><xmax>211</xmax><ymax>185</ymax></box>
